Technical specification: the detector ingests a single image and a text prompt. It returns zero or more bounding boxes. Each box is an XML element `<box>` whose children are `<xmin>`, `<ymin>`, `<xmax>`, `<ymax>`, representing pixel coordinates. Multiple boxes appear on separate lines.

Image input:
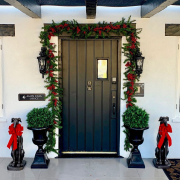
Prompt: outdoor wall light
<box><xmin>135</xmin><ymin>52</ymin><xmax>145</xmax><ymax>77</ymax></box>
<box><xmin>37</xmin><ymin>47</ymin><xmax>48</xmax><ymax>78</ymax></box>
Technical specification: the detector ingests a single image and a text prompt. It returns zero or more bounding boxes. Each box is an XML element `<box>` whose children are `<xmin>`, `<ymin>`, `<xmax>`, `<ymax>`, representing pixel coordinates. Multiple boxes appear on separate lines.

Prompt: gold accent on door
<box><xmin>62</xmin><ymin>151</ymin><xmax>117</xmax><ymax>154</ymax></box>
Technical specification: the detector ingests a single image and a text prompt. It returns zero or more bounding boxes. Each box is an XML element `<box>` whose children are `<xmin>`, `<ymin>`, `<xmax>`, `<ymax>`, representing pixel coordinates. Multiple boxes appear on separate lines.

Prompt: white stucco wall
<box><xmin>0</xmin><ymin>5</ymin><xmax>180</xmax><ymax>158</ymax></box>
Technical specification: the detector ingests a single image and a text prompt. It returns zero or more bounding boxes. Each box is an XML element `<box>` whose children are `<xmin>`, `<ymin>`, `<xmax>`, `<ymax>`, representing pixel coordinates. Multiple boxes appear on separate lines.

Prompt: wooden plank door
<box><xmin>61</xmin><ymin>39</ymin><xmax>119</xmax><ymax>154</ymax></box>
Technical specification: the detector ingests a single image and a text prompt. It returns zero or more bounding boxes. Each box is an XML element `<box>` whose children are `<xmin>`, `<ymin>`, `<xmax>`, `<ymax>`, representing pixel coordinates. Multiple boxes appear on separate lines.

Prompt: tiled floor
<box><xmin>0</xmin><ymin>158</ymin><xmax>168</xmax><ymax>180</ymax></box>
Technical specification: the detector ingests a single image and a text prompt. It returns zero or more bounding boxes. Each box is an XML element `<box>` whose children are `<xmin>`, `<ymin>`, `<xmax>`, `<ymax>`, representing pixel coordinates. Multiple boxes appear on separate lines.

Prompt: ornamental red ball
<box><xmin>123</xmin><ymin>24</ymin><xmax>127</xmax><ymax>28</ymax></box>
<box><xmin>49</xmin><ymin>73</ymin><xmax>53</xmax><ymax>77</ymax></box>
<box><xmin>125</xmin><ymin>62</ymin><xmax>132</xmax><ymax>67</ymax></box>
<box><xmin>126</xmin><ymin>103</ymin><xmax>133</xmax><ymax>108</ymax></box>
<box><xmin>77</xmin><ymin>27</ymin><xmax>81</xmax><ymax>34</ymax></box>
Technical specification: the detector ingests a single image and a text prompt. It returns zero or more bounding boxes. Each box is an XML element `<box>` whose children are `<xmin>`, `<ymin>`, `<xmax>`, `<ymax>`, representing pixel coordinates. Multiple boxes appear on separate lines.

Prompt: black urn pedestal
<box><xmin>28</xmin><ymin>127</ymin><xmax>50</xmax><ymax>169</ymax></box>
<box><xmin>125</xmin><ymin>126</ymin><xmax>149</xmax><ymax>168</ymax></box>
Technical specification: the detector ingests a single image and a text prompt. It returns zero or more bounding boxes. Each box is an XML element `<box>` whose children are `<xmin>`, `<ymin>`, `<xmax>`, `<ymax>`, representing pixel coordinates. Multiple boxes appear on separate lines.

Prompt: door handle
<box><xmin>113</xmin><ymin>103</ymin><xmax>116</xmax><ymax>115</ymax></box>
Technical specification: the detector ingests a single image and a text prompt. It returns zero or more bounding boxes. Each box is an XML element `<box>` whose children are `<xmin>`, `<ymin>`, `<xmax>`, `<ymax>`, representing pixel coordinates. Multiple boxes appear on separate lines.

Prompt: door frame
<box><xmin>58</xmin><ymin>37</ymin><xmax>122</xmax><ymax>157</ymax></box>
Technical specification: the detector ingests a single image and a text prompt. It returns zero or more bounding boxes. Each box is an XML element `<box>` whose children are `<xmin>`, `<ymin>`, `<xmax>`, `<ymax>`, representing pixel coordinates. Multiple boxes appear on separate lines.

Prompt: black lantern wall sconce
<box><xmin>37</xmin><ymin>47</ymin><xmax>48</xmax><ymax>78</ymax></box>
<box><xmin>135</xmin><ymin>51</ymin><xmax>145</xmax><ymax>77</ymax></box>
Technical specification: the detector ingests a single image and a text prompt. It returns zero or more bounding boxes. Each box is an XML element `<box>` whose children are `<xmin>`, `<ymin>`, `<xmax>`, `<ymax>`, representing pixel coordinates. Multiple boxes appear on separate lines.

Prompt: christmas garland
<box><xmin>39</xmin><ymin>16</ymin><xmax>141</xmax><ymax>153</ymax></box>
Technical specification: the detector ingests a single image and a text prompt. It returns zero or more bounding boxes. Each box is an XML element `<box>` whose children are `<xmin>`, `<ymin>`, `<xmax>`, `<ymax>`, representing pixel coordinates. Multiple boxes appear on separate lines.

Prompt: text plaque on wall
<box><xmin>18</xmin><ymin>94</ymin><xmax>45</xmax><ymax>101</ymax></box>
<box><xmin>134</xmin><ymin>83</ymin><xmax>144</xmax><ymax>97</ymax></box>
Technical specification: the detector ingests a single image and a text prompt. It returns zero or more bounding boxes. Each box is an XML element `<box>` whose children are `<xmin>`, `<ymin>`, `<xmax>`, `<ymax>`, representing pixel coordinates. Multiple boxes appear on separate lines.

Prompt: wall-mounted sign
<box><xmin>134</xmin><ymin>83</ymin><xmax>144</xmax><ymax>97</ymax></box>
<box><xmin>18</xmin><ymin>94</ymin><xmax>45</xmax><ymax>101</ymax></box>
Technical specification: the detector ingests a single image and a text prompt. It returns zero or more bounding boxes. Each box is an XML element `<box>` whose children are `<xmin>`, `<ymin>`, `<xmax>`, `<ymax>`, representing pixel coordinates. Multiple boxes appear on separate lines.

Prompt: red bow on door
<box><xmin>157</xmin><ymin>123</ymin><xmax>172</xmax><ymax>149</ymax></box>
<box><xmin>7</xmin><ymin>124</ymin><xmax>23</xmax><ymax>150</ymax></box>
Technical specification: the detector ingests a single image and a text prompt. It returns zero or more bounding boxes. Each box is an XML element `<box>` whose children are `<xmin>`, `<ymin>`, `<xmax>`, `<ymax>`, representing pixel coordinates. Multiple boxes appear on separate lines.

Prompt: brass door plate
<box><xmin>87</xmin><ymin>81</ymin><xmax>92</xmax><ymax>91</ymax></box>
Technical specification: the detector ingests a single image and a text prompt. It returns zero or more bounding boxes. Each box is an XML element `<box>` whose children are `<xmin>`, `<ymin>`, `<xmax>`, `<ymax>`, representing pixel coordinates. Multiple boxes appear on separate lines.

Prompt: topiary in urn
<box><xmin>26</xmin><ymin>107</ymin><xmax>53</xmax><ymax>128</ymax></box>
<box><xmin>26</xmin><ymin>108</ymin><xmax>53</xmax><ymax>169</ymax></box>
<box><xmin>123</xmin><ymin>105</ymin><xmax>149</xmax><ymax>168</ymax></box>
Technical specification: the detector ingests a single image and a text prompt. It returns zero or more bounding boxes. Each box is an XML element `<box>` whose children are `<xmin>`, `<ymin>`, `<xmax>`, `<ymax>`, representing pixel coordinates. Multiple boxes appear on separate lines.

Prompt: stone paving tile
<box><xmin>1</xmin><ymin>178</ymin><xmax>39</xmax><ymax>180</ymax></box>
<box><xmin>0</xmin><ymin>158</ymin><xmax>168</xmax><ymax>180</ymax></box>
<box><xmin>137</xmin><ymin>159</ymin><xmax>168</xmax><ymax>179</ymax></box>
<box><xmin>96</xmin><ymin>178</ymin><xmax>141</xmax><ymax>180</ymax></box>
<box><xmin>58</xmin><ymin>174</ymin><xmax>94</xmax><ymax>180</ymax></box>
<box><xmin>0</xmin><ymin>158</ymin><xmax>41</xmax><ymax>180</ymax></box>
<box><xmin>141</xmin><ymin>178</ymin><xmax>168</xmax><ymax>180</ymax></box>
<box><xmin>40</xmin><ymin>158</ymin><xmax>91</xmax><ymax>179</ymax></box>
<box><xmin>39</xmin><ymin>178</ymin><xmax>58</xmax><ymax>180</ymax></box>
<box><xmin>88</xmin><ymin>158</ymin><xmax>139</xmax><ymax>178</ymax></box>
<box><xmin>0</xmin><ymin>158</ymin><xmax>4</xmax><ymax>164</ymax></box>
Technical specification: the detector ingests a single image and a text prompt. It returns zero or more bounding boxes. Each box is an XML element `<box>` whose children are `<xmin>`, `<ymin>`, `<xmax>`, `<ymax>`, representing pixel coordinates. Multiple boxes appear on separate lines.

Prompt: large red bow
<box><xmin>7</xmin><ymin>124</ymin><xmax>23</xmax><ymax>150</ymax></box>
<box><xmin>157</xmin><ymin>123</ymin><xmax>172</xmax><ymax>149</ymax></box>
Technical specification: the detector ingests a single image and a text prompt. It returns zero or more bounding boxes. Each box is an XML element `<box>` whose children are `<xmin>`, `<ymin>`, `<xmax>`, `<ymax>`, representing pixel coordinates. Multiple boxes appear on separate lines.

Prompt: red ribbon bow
<box><xmin>7</xmin><ymin>124</ymin><xmax>23</xmax><ymax>150</ymax></box>
<box><xmin>157</xmin><ymin>123</ymin><xmax>172</xmax><ymax>149</ymax></box>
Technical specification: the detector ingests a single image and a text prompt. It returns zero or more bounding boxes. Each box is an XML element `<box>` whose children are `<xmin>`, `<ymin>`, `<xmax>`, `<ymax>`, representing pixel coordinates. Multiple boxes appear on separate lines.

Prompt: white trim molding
<box><xmin>0</xmin><ymin>38</ymin><xmax>3</xmax><ymax>117</ymax></box>
<box><xmin>0</xmin><ymin>38</ymin><xmax>6</xmax><ymax>122</ymax></box>
<box><xmin>172</xmin><ymin>38</ymin><xmax>180</xmax><ymax>123</ymax></box>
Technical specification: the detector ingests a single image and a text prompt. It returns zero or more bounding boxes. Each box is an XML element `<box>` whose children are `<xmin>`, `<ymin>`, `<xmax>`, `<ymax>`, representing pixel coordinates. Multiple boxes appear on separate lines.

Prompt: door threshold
<box><xmin>62</xmin><ymin>151</ymin><xmax>117</xmax><ymax>154</ymax></box>
<box><xmin>55</xmin><ymin>152</ymin><xmax>123</xmax><ymax>158</ymax></box>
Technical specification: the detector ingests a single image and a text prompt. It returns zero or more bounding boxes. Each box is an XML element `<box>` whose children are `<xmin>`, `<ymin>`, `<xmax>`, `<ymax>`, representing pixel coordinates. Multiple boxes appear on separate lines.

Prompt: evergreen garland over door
<box><xmin>61</xmin><ymin>39</ymin><xmax>120</xmax><ymax>154</ymax></box>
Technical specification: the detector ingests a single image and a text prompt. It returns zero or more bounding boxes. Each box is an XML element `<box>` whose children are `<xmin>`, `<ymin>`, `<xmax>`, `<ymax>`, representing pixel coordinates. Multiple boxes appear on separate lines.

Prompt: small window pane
<box><xmin>98</xmin><ymin>59</ymin><xmax>108</xmax><ymax>79</ymax></box>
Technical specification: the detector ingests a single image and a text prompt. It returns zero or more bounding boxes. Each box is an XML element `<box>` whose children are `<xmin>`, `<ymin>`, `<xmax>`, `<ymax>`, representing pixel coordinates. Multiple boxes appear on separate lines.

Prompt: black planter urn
<box><xmin>27</xmin><ymin>127</ymin><xmax>50</xmax><ymax>168</ymax></box>
<box><xmin>125</xmin><ymin>126</ymin><xmax>149</xmax><ymax>168</ymax></box>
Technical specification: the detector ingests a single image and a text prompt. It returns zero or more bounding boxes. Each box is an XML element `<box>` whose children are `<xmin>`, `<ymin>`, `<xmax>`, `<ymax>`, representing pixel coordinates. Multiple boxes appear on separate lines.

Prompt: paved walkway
<box><xmin>0</xmin><ymin>158</ymin><xmax>168</xmax><ymax>180</ymax></box>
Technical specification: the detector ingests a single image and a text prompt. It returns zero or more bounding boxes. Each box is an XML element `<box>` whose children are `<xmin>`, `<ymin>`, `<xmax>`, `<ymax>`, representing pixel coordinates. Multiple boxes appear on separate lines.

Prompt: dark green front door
<box><xmin>61</xmin><ymin>39</ymin><xmax>120</xmax><ymax>154</ymax></box>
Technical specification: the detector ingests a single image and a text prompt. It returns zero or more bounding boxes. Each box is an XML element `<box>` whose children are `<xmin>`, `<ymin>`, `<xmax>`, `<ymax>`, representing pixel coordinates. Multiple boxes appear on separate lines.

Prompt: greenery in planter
<box><xmin>122</xmin><ymin>105</ymin><xmax>149</xmax><ymax>151</ymax></box>
<box><xmin>26</xmin><ymin>107</ymin><xmax>55</xmax><ymax>153</ymax></box>
<box><xmin>26</xmin><ymin>108</ymin><xmax>53</xmax><ymax>128</ymax></box>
